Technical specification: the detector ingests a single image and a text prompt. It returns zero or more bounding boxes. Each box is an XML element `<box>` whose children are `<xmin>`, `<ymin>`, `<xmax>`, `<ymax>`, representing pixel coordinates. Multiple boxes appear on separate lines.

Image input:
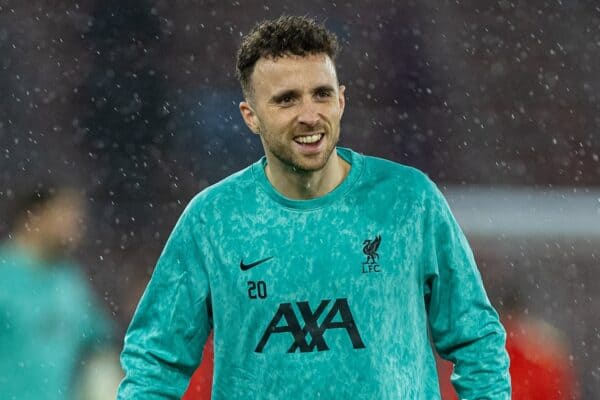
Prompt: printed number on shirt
<box><xmin>248</xmin><ymin>280</ymin><xmax>268</xmax><ymax>299</ymax></box>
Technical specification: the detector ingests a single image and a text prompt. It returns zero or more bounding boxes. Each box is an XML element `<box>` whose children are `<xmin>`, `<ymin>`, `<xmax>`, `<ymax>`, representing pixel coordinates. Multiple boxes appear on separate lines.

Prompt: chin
<box><xmin>268</xmin><ymin>142</ymin><xmax>336</xmax><ymax>173</ymax></box>
<box><xmin>291</xmin><ymin>156</ymin><xmax>330</xmax><ymax>173</ymax></box>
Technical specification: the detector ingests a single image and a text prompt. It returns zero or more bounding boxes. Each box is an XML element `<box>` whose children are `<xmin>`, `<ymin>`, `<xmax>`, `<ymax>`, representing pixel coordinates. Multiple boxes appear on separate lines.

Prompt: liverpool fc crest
<box><xmin>362</xmin><ymin>235</ymin><xmax>382</xmax><ymax>273</ymax></box>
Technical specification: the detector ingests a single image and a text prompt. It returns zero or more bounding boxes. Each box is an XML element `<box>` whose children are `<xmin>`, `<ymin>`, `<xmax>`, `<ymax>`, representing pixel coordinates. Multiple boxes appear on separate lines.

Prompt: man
<box><xmin>0</xmin><ymin>187</ymin><xmax>118</xmax><ymax>399</ymax></box>
<box><xmin>118</xmin><ymin>16</ymin><xmax>510</xmax><ymax>399</ymax></box>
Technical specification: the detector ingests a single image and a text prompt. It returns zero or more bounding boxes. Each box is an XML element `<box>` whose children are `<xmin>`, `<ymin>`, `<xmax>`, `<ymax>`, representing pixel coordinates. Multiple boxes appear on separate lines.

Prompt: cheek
<box><xmin>261</xmin><ymin>115</ymin><xmax>291</xmax><ymax>134</ymax></box>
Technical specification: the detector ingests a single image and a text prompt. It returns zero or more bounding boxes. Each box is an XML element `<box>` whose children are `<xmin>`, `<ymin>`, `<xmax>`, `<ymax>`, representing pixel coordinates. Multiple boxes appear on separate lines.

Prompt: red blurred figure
<box><xmin>504</xmin><ymin>315</ymin><xmax>579</xmax><ymax>400</ymax></box>
<box><xmin>438</xmin><ymin>312</ymin><xmax>580</xmax><ymax>400</ymax></box>
<box><xmin>182</xmin><ymin>333</ymin><xmax>214</xmax><ymax>400</ymax></box>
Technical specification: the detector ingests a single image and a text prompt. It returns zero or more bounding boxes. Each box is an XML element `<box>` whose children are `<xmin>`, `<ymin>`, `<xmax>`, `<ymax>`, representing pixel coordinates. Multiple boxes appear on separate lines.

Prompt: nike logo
<box><xmin>240</xmin><ymin>256</ymin><xmax>273</xmax><ymax>271</ymax></box>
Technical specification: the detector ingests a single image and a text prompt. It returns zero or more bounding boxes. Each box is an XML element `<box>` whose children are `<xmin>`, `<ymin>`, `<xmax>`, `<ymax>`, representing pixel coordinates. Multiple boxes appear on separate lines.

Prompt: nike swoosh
<box><xmin>240</xmin><ymin>256</ymin><xmax>273</xmax><ymax>271</ymax></box>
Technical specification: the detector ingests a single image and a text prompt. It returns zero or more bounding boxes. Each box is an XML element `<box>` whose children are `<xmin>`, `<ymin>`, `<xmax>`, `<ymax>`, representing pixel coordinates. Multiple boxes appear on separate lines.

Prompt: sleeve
<box><xmin>117</xmin><ymin>199</ymin><xmax>212</xmax><ymax>399</ymax></box>
<box><xmin>421</xmin><ymin>181</ymin><xmax>511</xmax><ymax>399</ymax></box>
<box><xmin>71</xmin><ymin>268</ymin><xmax>115</xmax><ymax>349</ymax></box>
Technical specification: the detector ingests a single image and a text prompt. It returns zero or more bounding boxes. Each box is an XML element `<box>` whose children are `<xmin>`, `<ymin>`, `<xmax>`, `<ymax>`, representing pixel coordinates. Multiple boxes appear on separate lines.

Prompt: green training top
<box><xmin>0</xmin><ymin>244</ymin><xmax>114</xmax><ymax>400</ymax></box>
<box><xmin>118</xmin><ymin>147</ymin><xmax>510</xmax><ymax>399</ymax></box>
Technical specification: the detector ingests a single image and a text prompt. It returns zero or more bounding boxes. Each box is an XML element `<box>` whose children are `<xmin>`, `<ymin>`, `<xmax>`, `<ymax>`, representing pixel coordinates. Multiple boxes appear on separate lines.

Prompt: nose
<box><xmin>297</xmin><ymin>98</ymin><xmax>320</xmax><ymax>127</ymax></box>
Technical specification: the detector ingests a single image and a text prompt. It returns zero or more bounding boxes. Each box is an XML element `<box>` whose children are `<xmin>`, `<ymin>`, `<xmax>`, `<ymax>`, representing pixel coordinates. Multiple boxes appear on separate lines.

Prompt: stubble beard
<box><xmin>263</xmin><ymin>128</ymin><xmax>339</xmax><ymax>174</ymax></box>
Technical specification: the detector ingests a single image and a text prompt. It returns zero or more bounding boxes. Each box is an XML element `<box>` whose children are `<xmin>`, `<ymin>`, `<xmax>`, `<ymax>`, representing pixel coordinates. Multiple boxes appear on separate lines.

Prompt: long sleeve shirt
<box><xmin>118</xmin><ymin>147</ymin><xmax>511</xmax><ymax>399</ymax></box>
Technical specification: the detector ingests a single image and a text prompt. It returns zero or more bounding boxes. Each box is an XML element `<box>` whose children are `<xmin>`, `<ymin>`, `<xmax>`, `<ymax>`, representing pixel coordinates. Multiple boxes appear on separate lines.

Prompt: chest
<box><xmin>204</xmin><ymin>203</ymin><xmax>427</xmax><ymax>313</ymax></box>
<box><xmin>1</xmin><ymin>271</ymin><xmax>78</xmax><ymax>341</ymax></box>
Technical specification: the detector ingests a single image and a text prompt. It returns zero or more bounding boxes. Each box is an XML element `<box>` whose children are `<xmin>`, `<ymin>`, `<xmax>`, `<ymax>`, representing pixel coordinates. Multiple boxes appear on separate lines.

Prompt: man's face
<box><xmin>240</xmin><ymin>53</ymin><xmax>345</xmax><ymax>173</ymax></box>
<box><xmin>31</xmin><ymin>192</ymin><xmax>86</xmax><ymax>256</ymax></box>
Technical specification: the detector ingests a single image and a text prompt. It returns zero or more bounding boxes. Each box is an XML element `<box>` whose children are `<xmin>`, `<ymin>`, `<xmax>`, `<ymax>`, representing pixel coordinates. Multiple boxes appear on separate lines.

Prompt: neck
<box><xmin>265</xmin><ymin>152</ymin><xmax>350</xmax><ymax>200</ymax></box>
<box><xmin>14</xmin><ymin>232</ymin><xmax>58</xmax><ymax>262</ymax></box>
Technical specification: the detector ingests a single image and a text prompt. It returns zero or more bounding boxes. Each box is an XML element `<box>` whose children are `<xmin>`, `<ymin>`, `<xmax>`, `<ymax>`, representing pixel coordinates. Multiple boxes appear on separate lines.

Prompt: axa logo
<box><xmin>255</xmin><ymin>298</ymin><xmax>366</xmax><ymax>353</ymax></box>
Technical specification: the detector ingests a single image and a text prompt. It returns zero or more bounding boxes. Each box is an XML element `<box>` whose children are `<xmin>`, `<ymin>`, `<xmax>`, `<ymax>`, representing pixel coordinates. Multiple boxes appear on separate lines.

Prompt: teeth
<box><xmin>295</xmin><ymin>134</ymin><xmax>322</xmax><ymax>144</ymax></box>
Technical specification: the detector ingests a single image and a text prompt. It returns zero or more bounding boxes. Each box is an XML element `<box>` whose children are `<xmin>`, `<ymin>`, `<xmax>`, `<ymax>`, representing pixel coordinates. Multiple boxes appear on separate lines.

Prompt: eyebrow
<box><xmin>269</xmin><ymin>85</ymin><xmax>336</xmax><ymax>103</ymax></box>
<box><xmin>313</xmin><ymin>85</ymin><xmax>335</xmax><ymax>94</ymax></box>
<box><xmin>270</xmin><ymin>89</ymin><xmax>300</xmax><ymax>103</ymax></box>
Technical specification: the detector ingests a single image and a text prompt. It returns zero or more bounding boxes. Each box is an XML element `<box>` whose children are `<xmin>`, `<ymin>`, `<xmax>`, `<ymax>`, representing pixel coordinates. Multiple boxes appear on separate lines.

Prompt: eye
<box><xmin>273</xmin><ymin>93</ymin><xmax>297</xmax><ymax>107</ymax></box>
<box><xmin>315</xmin><ymin>88</ymin><xmax>333</xmax><ymax>100</ymax></box>
<box><xmin>280</xmin><ymin>94</ymin><xmax>294</xmax><ymax>104</ymax></box>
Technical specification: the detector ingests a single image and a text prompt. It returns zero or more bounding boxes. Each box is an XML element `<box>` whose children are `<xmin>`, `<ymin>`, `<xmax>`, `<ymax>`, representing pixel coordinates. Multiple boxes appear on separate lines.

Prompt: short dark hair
<box><xmin>10</xmin><ymin>185</ymin><xmax>79</xmax><ymax>228</ymax></box>
<box><xmin>235</xmin><ymin>15</ymin><xmax>340</xmax><ymax>99</ymax></box>
<box><xmin>14</xmin><ymin>187</ymin><xmax>59</xmax><ymax>219</ymax></box>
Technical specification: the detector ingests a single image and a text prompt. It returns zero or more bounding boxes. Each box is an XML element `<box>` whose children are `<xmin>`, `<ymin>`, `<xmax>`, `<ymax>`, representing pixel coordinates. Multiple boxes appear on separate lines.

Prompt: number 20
<box><xmin>247</xmin><ymin>281</ymin><xmax>267</xmax><ymax>299</ymax></box>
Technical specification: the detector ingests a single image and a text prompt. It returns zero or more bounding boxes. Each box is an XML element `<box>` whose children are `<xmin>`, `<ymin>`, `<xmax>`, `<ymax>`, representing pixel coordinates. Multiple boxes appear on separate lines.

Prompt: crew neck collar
<box><xmin>252</xmin><ymin>147</ymin><xmax>363</xmax><ymax>210</ymax></box>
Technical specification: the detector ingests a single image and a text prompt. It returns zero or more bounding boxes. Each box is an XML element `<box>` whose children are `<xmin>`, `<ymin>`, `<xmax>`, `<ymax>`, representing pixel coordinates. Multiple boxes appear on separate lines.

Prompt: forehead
<box><xmin>47</xmin><ymin>192</ymin><xmax>84</xmax><ymax>212</ymax></box>
<box><xmin>251</xmin><ymin>53</ymin><xmax>338</xmax><ymax>96</ymax></box>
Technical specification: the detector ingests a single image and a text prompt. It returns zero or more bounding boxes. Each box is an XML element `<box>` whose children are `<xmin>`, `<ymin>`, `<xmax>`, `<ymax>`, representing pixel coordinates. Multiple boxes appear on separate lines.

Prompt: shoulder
<box><xmin>358</xmin><ymin>152</ymin><xmax>441</xmax><ymax>202</ymax></box>
<box><xmin>178</xmin><ymin>163</ymin><xmax>258</xmax><ymax>223</ymax></box>
<box><xmin>0</xmin><ymin>244</ymin><xmax>18</xmax><ymax>268</ymax></box>
<box><xmin>59</xmin><ymin>264</ymin><xmax>98</xmax><ymax>303</ymax></box>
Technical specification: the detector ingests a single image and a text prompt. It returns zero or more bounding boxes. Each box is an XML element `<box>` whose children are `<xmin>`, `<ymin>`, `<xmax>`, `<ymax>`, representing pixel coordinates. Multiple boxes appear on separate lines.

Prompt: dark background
<box><xmin>1</xmin><ymin>0</ymin><xmax>599</xmax><ymax>396</ymax></box>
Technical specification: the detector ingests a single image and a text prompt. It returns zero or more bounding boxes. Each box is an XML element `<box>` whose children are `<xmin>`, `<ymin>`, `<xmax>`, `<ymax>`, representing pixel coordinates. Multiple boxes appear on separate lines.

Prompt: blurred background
<box><xmin>1</xmin><ymin>0</ymin><xmax>598</xmax><ymax>398</ymax></box>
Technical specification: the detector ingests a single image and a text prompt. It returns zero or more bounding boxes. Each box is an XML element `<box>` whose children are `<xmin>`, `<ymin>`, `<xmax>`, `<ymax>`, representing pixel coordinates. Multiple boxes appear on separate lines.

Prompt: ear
<box><xmin>338</xmin><ymin>85</ymin><xmax>346</xmax><ymax>119</ymax></box>
<box><xmin>239</xmin><ymin>101</ymin><xmax>260</xmax><ymax>135</ymax></box>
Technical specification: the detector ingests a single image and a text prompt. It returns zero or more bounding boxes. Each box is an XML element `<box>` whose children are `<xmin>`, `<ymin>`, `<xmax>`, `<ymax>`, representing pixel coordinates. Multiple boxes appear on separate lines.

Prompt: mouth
<box><xmin>293</xmin><ymin>133</ymin><xmax>324</xmax><ymax>145</ymax></box>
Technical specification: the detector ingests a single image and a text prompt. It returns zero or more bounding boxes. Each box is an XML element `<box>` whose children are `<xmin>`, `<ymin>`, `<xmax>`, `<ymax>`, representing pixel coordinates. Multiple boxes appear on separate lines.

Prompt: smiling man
<box><xmin>238</xmin><ymin>32</ymin><xmax>348</xmax><ymax>199</ymax></box>
<box><xmin>117</xmin><ymin>16</ymin><xmax>511</xmax><ymax>399</ymax></box>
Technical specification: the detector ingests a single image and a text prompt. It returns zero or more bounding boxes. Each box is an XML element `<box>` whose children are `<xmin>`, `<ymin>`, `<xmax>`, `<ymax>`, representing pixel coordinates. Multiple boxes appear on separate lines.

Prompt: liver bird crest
<box><xmin>362</xmin><ymin>235</ymin><xmax>382</xmax><ymax>264</ymax></box>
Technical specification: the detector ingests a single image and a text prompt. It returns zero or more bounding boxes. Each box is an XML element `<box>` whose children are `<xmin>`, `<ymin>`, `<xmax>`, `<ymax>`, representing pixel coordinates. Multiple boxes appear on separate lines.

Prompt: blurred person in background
<box><xmin>0</xmin><ymin>186</ymin><xmax>121</xmax><ymax>399</ymax></box>
<box><xmin>438</xmin><ymin>284</ymin><xmax>580</xmax><ymax>399</ymax></box>
<box><xmin>182</xmin><ymin>333</ymin><xmax>214</xmax><ymax>400</ymax></box>
<box><xmin>501</xmin><ymin>287</ymin><xmax>579</xmax><ymax>399</ymax></box>
<box><xmin>118</xmin><ymin>16</ymin><xmax>510</xmax><ymax>399</ymax></box>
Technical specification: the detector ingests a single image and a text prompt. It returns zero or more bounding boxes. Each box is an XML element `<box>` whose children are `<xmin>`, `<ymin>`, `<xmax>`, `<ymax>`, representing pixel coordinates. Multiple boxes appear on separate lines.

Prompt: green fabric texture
<box><xmin>118</xmin><ymin>147</ymin><xmax>510</xmax><ymax>399</ymax></box>
<box><xmin>0</xmin><ymin>244</ymin><xmax>114</xmax><ymax>400</ymax></box>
